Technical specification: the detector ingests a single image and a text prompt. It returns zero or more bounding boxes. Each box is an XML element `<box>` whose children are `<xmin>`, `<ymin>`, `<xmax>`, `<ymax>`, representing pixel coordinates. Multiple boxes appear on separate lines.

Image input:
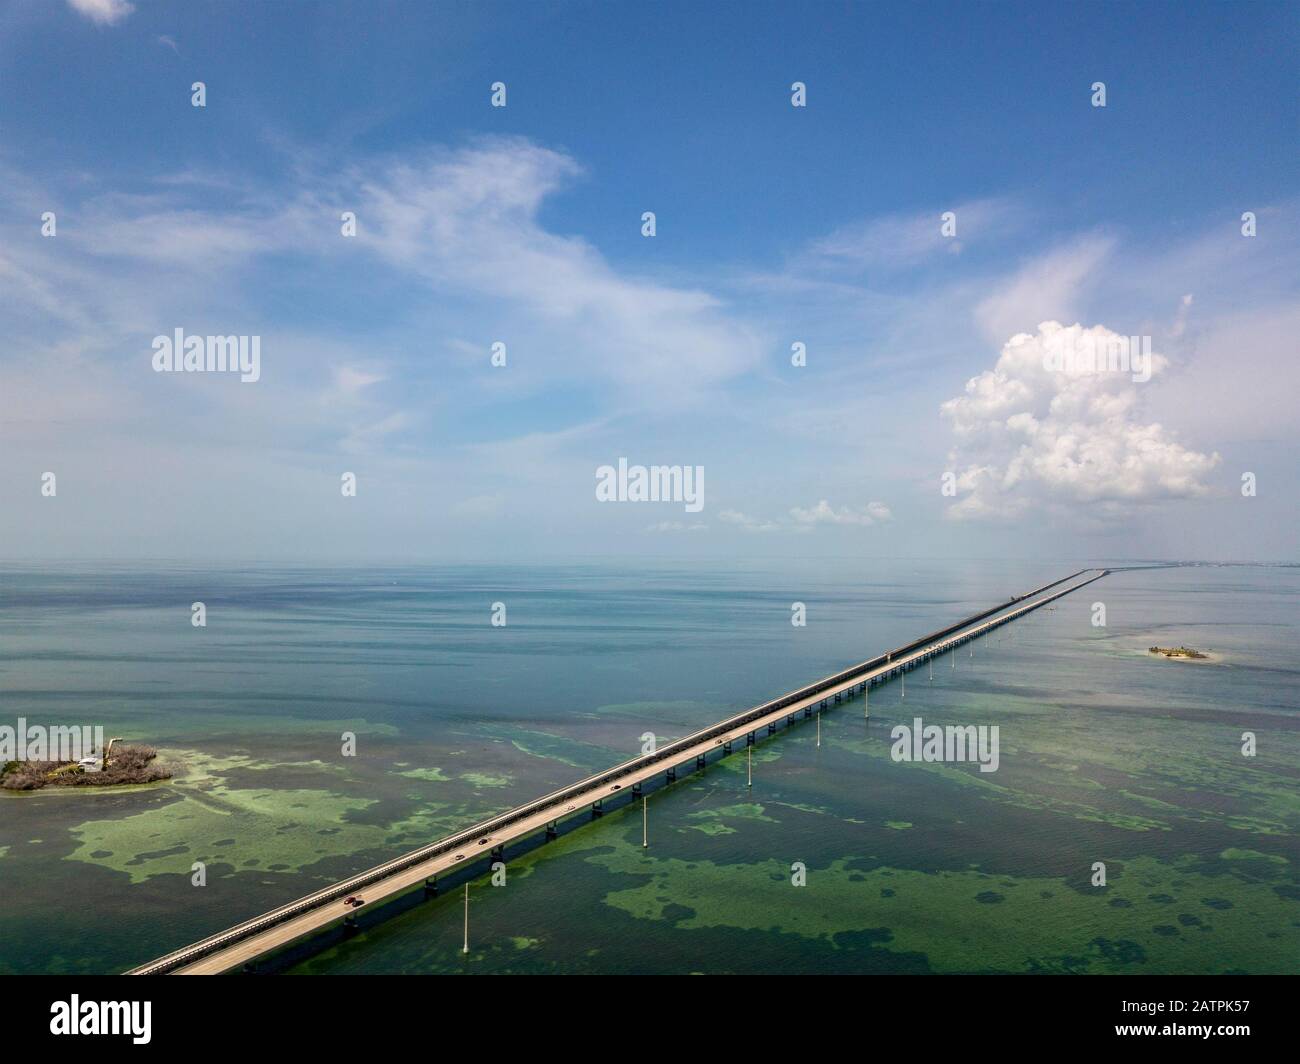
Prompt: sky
<box><xmin>0</xmin><ymin>0</ymin><xmax>1296</xmax><ymax>563</ymax></box>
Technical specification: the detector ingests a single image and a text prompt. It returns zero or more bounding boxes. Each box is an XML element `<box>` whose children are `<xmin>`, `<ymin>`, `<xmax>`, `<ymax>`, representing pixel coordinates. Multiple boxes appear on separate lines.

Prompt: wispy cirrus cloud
<box><xmin>804</xmin><ymin>197</ymin><xmax>1023</xmax><ymax>275</ymax></box>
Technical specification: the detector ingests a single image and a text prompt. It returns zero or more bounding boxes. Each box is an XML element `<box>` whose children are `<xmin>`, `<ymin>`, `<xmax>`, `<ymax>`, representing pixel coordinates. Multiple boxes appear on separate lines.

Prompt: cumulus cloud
<box><xmin>940</xmin><ymin>321</ymin><xmax>1220</xmax><ymax>520</ymax></box>
<box><xmin>789</xmin><ymin>500</ymin><xmax>892</xmax><ymax>526</ymax></box>
<box><xmin>68</xmin><ymin>0</ymin><xmax>134</xmax><ymax>25</ymax></box>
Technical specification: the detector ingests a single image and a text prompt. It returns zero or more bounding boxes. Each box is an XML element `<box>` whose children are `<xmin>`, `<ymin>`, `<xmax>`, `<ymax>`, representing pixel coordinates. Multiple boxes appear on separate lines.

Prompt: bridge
<box><xmin>127</xmin><ymin>567</ymin><xmax>1109</xmax><ymax>975</ymax></box>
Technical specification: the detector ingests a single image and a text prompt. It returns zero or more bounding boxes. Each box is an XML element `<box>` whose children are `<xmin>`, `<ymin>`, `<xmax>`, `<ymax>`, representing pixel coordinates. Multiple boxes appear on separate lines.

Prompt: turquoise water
<box><xmin>0</xmin><ymin>560</ymin><xmax>1296</xmax><ymax>974</ymax></box>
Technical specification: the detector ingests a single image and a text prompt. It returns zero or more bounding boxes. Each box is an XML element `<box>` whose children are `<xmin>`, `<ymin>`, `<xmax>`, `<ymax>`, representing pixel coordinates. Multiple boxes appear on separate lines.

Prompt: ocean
<box><xmin>0</xmin><ymin>559</ymin><xmax>1296</xmax><ymax>974</ymax></box>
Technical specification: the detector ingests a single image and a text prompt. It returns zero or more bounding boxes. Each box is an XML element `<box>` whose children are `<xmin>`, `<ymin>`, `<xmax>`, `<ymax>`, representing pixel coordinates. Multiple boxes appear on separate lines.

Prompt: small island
<box><xmin>1148</xmin><ymin>645</ymin><xmax>1209</xmax><ymax>660</ymax></box>
<box><xmin>1</xmin><ymin>744</ymin><xmax>172</xmax><ymax>791</ymax></box>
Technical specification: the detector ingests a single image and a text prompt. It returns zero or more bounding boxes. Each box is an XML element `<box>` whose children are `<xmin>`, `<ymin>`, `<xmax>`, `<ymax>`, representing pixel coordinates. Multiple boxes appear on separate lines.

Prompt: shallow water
<box><xmin>0</xmin><ymin>560</ymin><xmax>1296</xmax><ymax>974</ymax></box>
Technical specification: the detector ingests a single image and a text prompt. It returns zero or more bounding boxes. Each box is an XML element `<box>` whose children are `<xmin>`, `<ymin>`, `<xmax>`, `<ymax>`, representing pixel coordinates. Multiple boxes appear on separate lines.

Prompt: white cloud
<box><xmin>807</xmin><ymin>198</ymin><xmax>1020</xmax><ymax>273</ymax></box>
<box><xmin>719</xmin><ymin>501</ymin><xmax>891</xmax><ymax>532</ymax></box>
<box><xmin>67</xmin><ymin>0</ymin><xmax>134</xmax><ymax>26</ymax></box>
<box><xmin>941</xmin><ymin>321</ymin><xmax>1220</xmax><ymax>520</ymax></box>
<box><xmin>646</xmin><ymin>520</ymin><xmax>707</xmax><ymax>533</ymax></box>
<box><xmin>351</xmin><ymin>139</ymin><xmax>762</xmax><ymax>397</ymax></box>
<box><xmin>718</xmin><ymin>509</ymin><xmax>780</xmax><ymax>533</ymax></box>
<box><xmin>975</xmin><ymin>237</ymin><xmax>1113</xmax><ymax>343</ymax></box>
<box><xmin>789</xmin><ymin>499</ymin><xmax>892</xmax><ymax>526</ymax></box>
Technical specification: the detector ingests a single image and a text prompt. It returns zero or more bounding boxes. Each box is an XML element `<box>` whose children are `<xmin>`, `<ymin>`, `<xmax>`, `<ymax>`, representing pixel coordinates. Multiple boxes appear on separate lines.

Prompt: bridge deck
<box><xmin>130</xmin><ymin>568</ymin><xmax>1107</xmax><ymax>975</ymax></box>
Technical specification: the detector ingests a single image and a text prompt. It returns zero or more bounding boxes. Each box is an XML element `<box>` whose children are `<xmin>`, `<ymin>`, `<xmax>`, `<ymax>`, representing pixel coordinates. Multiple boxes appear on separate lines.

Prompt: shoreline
<box><xmin>0</xmin><ymin>776</ymin><xmax>175</xmax><ymax>798</ymax></box>
<box><xmin>1142</xmin><ymin>646</ymin><xmax>1224</xmax><ymax>665</ymax></box>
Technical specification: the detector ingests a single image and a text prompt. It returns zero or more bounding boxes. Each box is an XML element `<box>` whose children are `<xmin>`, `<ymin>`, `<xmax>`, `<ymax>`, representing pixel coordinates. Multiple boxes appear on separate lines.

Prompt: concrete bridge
<box><xmin>127</xmin><ymin>567</ymin><xmax>1108</xmax><ymax>975</ymax></box>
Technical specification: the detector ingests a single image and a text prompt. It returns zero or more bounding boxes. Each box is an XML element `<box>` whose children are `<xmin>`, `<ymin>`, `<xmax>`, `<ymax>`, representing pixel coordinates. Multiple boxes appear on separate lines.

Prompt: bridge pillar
<box><xmin>592</xmin><ymin>800</ymin><xmax>603</xmax><ymax>819</ymax></box>
<box><xmin>491</xmin><ymin>845</ymin><xmax>504</xmax><ymax>862</ymax></box>
<box><xmin>834</xmin><ymin>692</ymin><xmax>841</xmax><ymax>704</ymax></box>
<box><xmin>746</xmin><ymin>732</ymin><xmax>755</xmax><ymax>746</ymax></box>
<box><xmin>666</xmin><ymin>767</ymin><xmax>676</xmax><ymax>782</ymax></box>
<box><xmin>696</xmin><ymin>753</ymin><xmax>706</xmax><ymax>769</ymax></box>
<box><xmin>804</xmin><ymin>705</ymin><xmax>812</xmax><ymax>718</ymax></box>
<box><xmin>723</xmin><ymin>740</ymin><xmax>732</xmax><ymax>754</ymax></box>
<box><xmin>343</xmin><ymin>914</ymin><xmax>358</xmax><ymax>934</ymax></box>
<box><xmin>632</xmin><ymin>782</ymin><xmax>642</xmax><ymax>797</ymax></box>
<box><xmin>768</xmin><ymin>722</ymin><xmax>777</xmax><ymax>735</ymax></box>
<box><xmin>545</xmin><ymin>821</ymin><xmax>558</xmax><ymax>840</ymax></box>
<box><xmin>424</xmin><ymin>876</ymin><xmax>438</xmax><ymax>897</ymax></box>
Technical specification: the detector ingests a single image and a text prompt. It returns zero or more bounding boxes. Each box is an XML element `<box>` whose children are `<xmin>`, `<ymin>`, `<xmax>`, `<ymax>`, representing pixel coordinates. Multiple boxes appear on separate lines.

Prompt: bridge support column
<box><xmin>545</xmin><ymin>821</ymin><xmax>558</xmax><ymax>840</ymax></box>
<box><xmin>666</xmin><ymin>767</ymin><xmax>676</xmax><ymax>782</ymax></box>
<box><xmin>632</xmin><ymin>782</ymin><xmax>642</xmax><ymax>797</ymax></box>
<box><xmin>768</xmin><ymin>722</ymin><xmax>777</xmax><ymax>735</ymax></box>
<box><xmin>696</xmin><ymin>753</ymin><xmax>706</xmax><ymax>769</ymax></box>
<box><xmin>343</xmin><ymin>914</ymin><xmax>358</xmax><ymax>934</ymax></box>
<box><xmin>835</xmin><ymin>692</ymin><xmax>841</xmax><ymax>704</ymax></box>
<box><xmin>746</xmin><ymin>732</ymin><xmax>755</xmax><ymax>746</ymax></box>
<box><xmin>804</xmin><ymin>705</ymin><xmax>812</xmax><ymax>719</ymax></box>
<box><xmin>592</xmin><ymin>800</ymin><xmax>603</xmax><ymax>819</ymax></box>
<box><xmin>491</xmin><ymin>845</ymin><xmax>505</xmax><ymax>862</ymax></box>
<box><xmin>424</xmin><ymin>876</ymin><xmax>438</xmax><ymax>897</ymax></box>
<box><xmin>723</xmin><ymin>740</ymin><xmax>732</xmax><ymax>754</ymax></box>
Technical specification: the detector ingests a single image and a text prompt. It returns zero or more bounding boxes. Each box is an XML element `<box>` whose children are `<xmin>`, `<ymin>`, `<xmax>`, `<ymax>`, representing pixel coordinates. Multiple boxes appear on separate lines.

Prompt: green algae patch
<box><xmin>717</xmin><ymin>746</ymin><xmax>785</xmax><ymax>772</ymax></box>
<box><xmin>64</xmin><ymin>785</ymin><xmax>386</xmax><ymax>884</ymax></box>
<box><xmin>684</xmin><ymin>802</ymin><xmax>777</xmax><ymax>837</ymax></box>
<box><xmin>1221</xmin><ymin>849</ymin><xmax>1287</xmax><ymax>864</ymax></box>
<box><xmin>886</xmin><ymin>821</ymin><xmax>913</xmax><ymax>831</ymax></box>
<box><xmin>460</xmin><ymin>772</ymin><xmax>510</xmax><ymax>788</ymax></box>
<box><xmin>398</xmin><ymin>767</ymin><xmax>450</xmax><ymax>782</ymax></box>
<box><xmin>492</xmin><ymin>727</ymin><xmax>611</xmax><ymax>770</ymax></box>
<box><xmin>587</xmin><ymin>839</ymin><xmax>1300</xmax><ymax>974</ymax></box>
<box><xmin>58</xmin><ymin>746</ymin><xmax>489</xmax><ymax>885</ymax></box>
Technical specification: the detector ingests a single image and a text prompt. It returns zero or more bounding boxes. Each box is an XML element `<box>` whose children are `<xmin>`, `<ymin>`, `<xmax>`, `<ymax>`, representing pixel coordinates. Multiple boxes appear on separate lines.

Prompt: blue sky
<box><xmin>1</xmin><ymin>0</ymin><xmax>1297</xmax><ymax>561</ymax></box>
